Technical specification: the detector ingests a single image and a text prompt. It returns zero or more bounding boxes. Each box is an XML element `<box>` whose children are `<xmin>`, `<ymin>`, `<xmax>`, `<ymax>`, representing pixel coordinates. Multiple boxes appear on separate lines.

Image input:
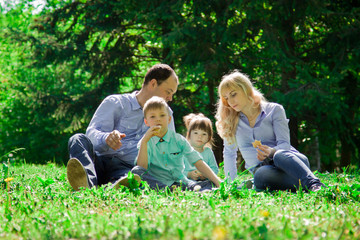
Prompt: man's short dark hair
<box><xmin>144</xmin><ymin>64</ymin><xmax>177</xmax><ymax>86</ymax></box>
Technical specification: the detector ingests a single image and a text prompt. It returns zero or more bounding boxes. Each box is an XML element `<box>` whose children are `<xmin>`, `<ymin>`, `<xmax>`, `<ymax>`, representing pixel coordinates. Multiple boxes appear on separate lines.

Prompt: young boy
<box><xmin>131</xmin><ymin>96</ymin><xmax>221</xmax><ymax>191</ymax></box>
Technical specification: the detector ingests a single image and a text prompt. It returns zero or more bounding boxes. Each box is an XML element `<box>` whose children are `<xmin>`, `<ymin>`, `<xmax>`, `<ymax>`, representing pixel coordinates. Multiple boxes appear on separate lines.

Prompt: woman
<box><xmin>215</xmin><ymin>70</ymin><xmax>324</xmax><ymax>192</ymax></box>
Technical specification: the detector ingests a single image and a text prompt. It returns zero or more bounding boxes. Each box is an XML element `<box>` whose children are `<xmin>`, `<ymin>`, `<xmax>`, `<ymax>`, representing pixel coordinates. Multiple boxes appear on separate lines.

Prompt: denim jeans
<box><xmin>253</xmin><ymin>150</ymin><xmax>321</xmax><ymax>191</ymax></box>
<box><xmin>131</xmin><ymin>166</ymin><xmax>215</xmax><ymax>191</ymax></box>
<box><xmin>68</xmin><ymin>133</ymin><xmax>133</xmax><ymax>187</ymax></box>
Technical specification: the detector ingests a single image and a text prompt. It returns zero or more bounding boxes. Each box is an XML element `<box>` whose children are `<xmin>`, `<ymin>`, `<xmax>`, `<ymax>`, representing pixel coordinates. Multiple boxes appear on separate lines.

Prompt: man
<box><xmin>67</xmin><ymin>63</ymin><xmax>178</xmax><ymax>190</ymax></box>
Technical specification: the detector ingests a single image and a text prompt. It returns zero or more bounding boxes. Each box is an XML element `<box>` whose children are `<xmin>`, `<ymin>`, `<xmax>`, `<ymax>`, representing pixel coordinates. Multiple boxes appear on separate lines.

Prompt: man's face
<box><xmin>153</xmin><ymin>74</ymin><xmax>178</xmax><ymax>102</ymax></box>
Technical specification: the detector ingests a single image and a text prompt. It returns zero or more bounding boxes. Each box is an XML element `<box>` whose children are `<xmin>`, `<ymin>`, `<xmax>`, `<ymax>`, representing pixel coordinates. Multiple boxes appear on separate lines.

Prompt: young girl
<box><xmin>183</xmin><ymin>113</ymin><xmax>219</xmax><ymax>181</ymax></box>
<box><xmin>215</xmin><ymin>70</ymin><xmax>325</xmax><ymax>192</ymax></box>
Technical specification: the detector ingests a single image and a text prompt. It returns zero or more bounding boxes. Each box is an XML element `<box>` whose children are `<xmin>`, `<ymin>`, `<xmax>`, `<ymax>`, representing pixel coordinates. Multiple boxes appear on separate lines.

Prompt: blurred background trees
<box><xmin>1</xmin><ymin>0</ymin><xmax>359</xmax><ymax>171</ymax></box>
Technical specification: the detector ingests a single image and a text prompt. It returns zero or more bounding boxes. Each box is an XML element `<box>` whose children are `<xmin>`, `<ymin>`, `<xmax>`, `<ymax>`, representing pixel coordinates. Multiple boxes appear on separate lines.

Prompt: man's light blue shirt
<box><xmin>86</xmin><ymin>91</ymin><xmax>175</xmax><ymax>165</ymax></box>
<box><xmin>223</xmin><ymin>102</ymin><xmax>298</xmax><ymax>180</ymax></box>
<box><xmin>184</xmin><ymin>147</ymin><xmax>219</xmax><ymax>177</ymax></box>
<box><xmin>135</xmin><ymin>129</ymin><xmax>202</xmax><ymax>186</ymax></box>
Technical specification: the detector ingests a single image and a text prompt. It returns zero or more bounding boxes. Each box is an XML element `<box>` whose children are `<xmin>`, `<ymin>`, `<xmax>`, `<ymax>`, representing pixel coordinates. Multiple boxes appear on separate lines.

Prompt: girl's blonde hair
<box><xmin>183</xmin><ymin>113</ymin><xmax>214</xmax><ymax>149</ymax></box>
<box><xmin>215</xmin><ymin>70</ymin><xmax>266</xmax><ymax>144</ymax></box>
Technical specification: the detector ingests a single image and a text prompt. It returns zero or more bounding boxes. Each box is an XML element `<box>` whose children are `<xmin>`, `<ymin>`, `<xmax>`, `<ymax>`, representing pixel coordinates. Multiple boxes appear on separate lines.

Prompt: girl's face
<box><xmin>221</xmin><ymin>87</ymin><xmax>249</xmax><ymax>112</ymax></box>
<box><xmin>189</xmin><ymin>128</ymin><xmax>209</xmax><ymax>149</ymax></box>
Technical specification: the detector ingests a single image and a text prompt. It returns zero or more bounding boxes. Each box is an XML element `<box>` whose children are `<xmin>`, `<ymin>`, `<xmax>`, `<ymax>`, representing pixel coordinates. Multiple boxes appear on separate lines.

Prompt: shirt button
<box><xmin>163</xmin><ymin>152</ymin><xmax>165</xmax><ymax>154</ymax></box>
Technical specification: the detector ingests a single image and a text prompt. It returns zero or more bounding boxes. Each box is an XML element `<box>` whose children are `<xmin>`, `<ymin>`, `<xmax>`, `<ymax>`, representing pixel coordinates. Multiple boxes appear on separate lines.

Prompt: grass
<box><xmin>1</xmin><ymin>161</ymin><xmax>360</xmax><ymax>240</ymax></box>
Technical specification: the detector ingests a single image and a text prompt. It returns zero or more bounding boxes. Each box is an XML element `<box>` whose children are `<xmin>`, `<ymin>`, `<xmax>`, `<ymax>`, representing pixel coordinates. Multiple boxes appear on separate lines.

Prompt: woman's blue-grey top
<box><xmin>223</xmin><ymin>102</ymin><xmax>298</xmax><ymax>180</ymax></box>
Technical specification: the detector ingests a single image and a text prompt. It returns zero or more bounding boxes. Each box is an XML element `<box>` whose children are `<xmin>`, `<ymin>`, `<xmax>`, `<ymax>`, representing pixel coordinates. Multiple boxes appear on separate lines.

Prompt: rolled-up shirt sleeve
<box><xmin>86</xmin><ymin>95</ymin><xmax>123</xmax><ymax>152</ymax></box>
<box><xmin>223</xmin><ymin>140</ymin><xmax>238</xmax><ymax>181</ymax></box>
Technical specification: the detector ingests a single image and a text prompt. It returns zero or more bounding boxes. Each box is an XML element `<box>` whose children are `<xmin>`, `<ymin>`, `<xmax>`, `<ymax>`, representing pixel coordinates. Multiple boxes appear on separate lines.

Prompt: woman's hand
<box><xmin>256</xmin><ymin>145</ymin><xmax>276</xmax><ymax>161</ymax></box>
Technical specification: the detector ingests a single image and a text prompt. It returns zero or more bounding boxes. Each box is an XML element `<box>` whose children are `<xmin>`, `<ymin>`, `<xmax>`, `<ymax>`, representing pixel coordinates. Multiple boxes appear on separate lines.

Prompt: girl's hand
<box><xmin>188</xmin><ymin>170</ymin><xmax>201</xmax><ymax>180</ymax></box>
<box><xmin>143</xmin><ymin>126</ymin><xmax>162</xmax><ymax>142</ymax></box>
<box><xmin>198</xmin><ymin>173</ymin><xmax>206</xmax><ymax>180</ymax></box>
<box><xmin>256</xmin><ymin>145</ymin><xmax>276</xmax><ymax>161</ymax></box>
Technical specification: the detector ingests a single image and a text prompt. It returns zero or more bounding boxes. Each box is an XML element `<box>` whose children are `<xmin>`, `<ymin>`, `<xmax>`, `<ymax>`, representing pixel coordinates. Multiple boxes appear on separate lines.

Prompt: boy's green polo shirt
<box><xmin>135</xmin><ymin>129</ymin><xmax>202</xmax><ymax>186</ymax></box>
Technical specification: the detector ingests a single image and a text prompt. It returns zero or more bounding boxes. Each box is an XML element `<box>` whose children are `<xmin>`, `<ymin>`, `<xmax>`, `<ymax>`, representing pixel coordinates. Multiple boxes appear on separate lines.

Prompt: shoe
<box><xmin>309</xmin><ymin>183</ymin><xmax>326</xmax><ymax>192</ymax></box>
<box><xmin>237</xmin><ymin>179</ymin><xmax>254</xmax><ymax>190</ymax></box>
<box><xmin>67</xmin><ymin>158</ymin><xmax>89</xmax><ymax>191</ymax></box>
<box><xmin>112</xmin><ymin>174</ymin><xmax>141</xmax><ymax>189</ymax></box>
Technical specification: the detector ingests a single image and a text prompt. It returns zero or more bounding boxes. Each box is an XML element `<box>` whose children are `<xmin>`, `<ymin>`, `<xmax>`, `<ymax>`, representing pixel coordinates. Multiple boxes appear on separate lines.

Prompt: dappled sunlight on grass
<box><xmin>1</xmin><ymin>163</ymin><xmax>360</xmax><ymax>239</ymax></box>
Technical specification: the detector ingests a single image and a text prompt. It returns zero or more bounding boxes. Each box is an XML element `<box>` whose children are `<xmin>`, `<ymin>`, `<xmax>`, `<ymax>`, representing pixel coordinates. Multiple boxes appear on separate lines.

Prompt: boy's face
<box><xmin>144</xmin><ymin>107</ymin><xmax>171</xmax><ymax>136</ymax></box>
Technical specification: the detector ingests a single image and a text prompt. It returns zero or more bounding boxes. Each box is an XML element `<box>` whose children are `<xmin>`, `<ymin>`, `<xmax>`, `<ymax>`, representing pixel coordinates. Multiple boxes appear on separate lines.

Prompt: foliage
<box><xmin>0</xmin><ymin>0</ymin><xmax>360</xmax><ymax>168</ymax></box>
<box><xmin>1</xmin><ymin>163</ymin><xmax>360</xmax><ymax>239</ymax></box>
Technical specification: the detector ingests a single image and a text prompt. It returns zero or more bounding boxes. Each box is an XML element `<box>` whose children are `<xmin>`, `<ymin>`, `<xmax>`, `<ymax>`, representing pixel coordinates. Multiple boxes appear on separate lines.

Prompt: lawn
<box><xmin>1</xmin><ymin>162</ymin><xmax>360</xmax><ymax>239</ymax></box>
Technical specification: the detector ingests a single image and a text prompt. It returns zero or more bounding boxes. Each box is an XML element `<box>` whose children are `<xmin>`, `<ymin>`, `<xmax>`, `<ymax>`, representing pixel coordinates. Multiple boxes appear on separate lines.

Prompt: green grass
<box><xmin>1</xmin><ymin>162</ymin><xmax>360</xmax><ymax>240</ymax></box>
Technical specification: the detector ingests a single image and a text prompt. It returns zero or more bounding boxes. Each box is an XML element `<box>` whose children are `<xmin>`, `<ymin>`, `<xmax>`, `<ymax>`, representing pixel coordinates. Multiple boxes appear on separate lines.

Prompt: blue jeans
<box><xmin>131</xmin><ymin>166</ymin><xmax>215</xmax><ymax>191</ymax></box>
<box><xmin>68</xmin><ymin>133</ymin><xmax>133</xmax><ymax>188</ymax></box>
<box><xmin>253</xmin><ymin>150</ymin><xmax>321</xmax><ymax>191</ymax></box>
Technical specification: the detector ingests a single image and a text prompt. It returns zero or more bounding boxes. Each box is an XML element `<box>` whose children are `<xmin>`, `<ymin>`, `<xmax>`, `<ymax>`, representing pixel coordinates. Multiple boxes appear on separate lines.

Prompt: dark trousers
<box><xmin>68</xmin><ymin>133</ymin><xmax>133</xmax><ymax>187</ymax></box>
<box><xmin>131</xmin><ymin>166</ymin><xmax>215</xmax><ymax>191</ymax></box>
<box><xmin>253</xmin><ymin>150</ymin><xmax>321</xmax><ymax>191</ymax></box>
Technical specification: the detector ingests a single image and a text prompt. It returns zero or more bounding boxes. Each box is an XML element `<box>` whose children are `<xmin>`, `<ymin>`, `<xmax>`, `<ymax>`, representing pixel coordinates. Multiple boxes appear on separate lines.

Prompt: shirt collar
<box><xmin>129</xmin><ymin>91</ymin><xmax>142</xmax><ymax>110</ymax></box>
<box><xmin>259</xmin><ymin>102</ymin><xmax>266</xmax><ymax>117</ymax></box>
<box><xmin>239</xmin><ymin>102</ymin><xmax>266</xmax><ymax>119</ymax></box>
<box><xmin>153</xmin><ymin>130</ymin><xmax>173</xmax><ymax>144</ymax></box>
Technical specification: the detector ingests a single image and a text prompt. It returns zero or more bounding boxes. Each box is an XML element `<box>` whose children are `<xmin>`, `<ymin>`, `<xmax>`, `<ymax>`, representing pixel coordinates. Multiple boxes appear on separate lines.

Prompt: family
<box><xmin>67</xmin><ymin>63</ymin><xmax>325</xmax><ymax>193</ymax></box>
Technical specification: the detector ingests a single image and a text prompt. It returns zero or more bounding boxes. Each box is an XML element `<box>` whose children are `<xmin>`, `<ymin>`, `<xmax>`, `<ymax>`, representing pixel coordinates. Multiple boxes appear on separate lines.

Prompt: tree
<box><xmin>1</xmin><ymin>0</ymin><xmax>359</xmax><ymax>169</ymax></box>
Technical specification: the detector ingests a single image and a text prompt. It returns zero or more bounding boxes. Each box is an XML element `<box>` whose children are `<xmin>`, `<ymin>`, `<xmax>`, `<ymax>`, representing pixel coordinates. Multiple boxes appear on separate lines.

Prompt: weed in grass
<box><xmin>37</xmin><ymin>176</ymin><xmax>55</xmax><ymax>199</ymax></box>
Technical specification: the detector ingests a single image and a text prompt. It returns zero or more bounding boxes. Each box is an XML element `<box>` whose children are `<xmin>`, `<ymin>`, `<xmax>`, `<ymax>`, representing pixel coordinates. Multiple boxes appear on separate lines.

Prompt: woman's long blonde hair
<box><xmin>215</xmin><ymin>70</ymin><xmax>265</xmax><ymax>144</ymax></box>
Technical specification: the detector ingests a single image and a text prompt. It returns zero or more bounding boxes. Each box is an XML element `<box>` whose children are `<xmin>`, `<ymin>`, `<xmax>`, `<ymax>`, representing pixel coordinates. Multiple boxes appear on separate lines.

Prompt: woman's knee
<box><xmin>273</xmin><ymin>150</ymin><xmax>309</xmax><ymax>167</ymax></box>
<box><xmin>273</xmin><ymin>149</ymin><xmax>289</xmax><ymax>159</ymax></box>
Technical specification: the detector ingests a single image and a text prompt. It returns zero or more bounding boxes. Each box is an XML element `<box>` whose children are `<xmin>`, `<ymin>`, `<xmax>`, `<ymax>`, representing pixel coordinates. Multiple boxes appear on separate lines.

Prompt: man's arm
<box><xmin>86</xmin><ymin>95</ymin><xmax>123</xmax><ymax>152</ymax></box>
<box><xmin>194</xmin><ymin>160</ymin><xmax>221</xmax><ymax>187</ymax></box>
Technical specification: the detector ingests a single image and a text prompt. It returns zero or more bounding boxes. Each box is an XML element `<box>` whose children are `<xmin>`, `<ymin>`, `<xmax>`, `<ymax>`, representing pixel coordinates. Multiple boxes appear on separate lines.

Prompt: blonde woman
<box><xmin>215</xmin><ymin>70</ymin><xmax>325</xmax><ymax>192</ymax></box>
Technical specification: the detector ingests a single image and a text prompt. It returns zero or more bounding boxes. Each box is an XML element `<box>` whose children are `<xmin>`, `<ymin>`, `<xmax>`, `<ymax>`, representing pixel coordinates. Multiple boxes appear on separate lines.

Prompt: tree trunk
<box><xmin>289</xmin><ymin>117</ymin><xmax>299</xmax><ymax>149</ymax></box>
<box><xmin>339</xmin><ymin>72</ymin><xmax>358</xmax><ymax>169</ymax></box>
<box><xmin>340</xmin><ymin>137</ymin><xmax>352</xmax><ymax>170</ymax></box>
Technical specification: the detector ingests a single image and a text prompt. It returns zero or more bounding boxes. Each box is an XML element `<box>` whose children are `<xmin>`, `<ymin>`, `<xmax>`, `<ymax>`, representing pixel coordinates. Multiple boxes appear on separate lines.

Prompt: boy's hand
<box><xmin>143</xmin><ymin>125</ymin><xmax>162</xmax><ymax>142</ymax></box>
<box><xmin>106</xmin><ymin>130</ymin><xmax>126</xmax><ymax>150</ymax></box>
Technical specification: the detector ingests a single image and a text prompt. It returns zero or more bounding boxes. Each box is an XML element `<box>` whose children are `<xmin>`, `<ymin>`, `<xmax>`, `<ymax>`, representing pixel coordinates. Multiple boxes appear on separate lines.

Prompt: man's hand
<box><xmin>106</xmin><ymin>130</ymin><xmax>126</xmax><ymax>150</ymax></box>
